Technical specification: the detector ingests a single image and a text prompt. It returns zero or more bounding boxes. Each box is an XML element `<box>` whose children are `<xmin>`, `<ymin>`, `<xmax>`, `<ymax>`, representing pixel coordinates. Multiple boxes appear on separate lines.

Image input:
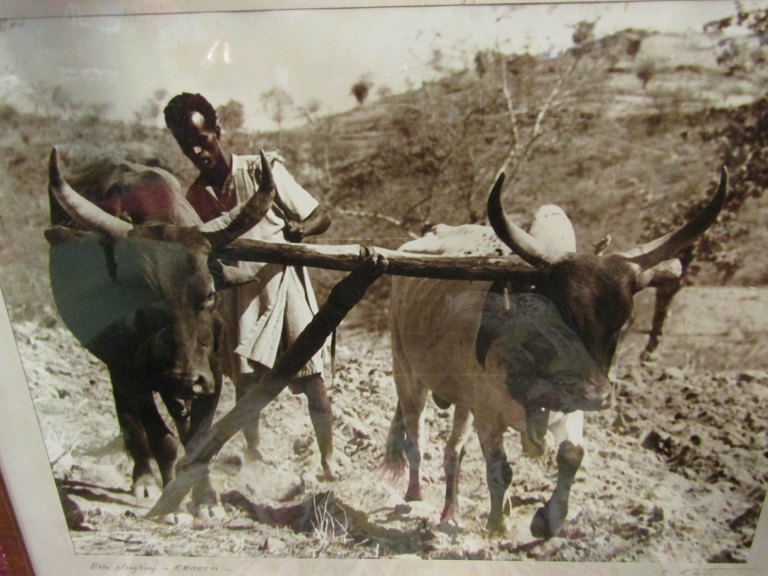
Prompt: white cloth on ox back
<box><xmin>211</xmin><ymin>154</ymin><xmax>325</xmax><ymax>379</ymax></box>
<box><xmin>406</xmin><ymin>224</ymin><xmax>512</xmax><ymax>256</ymax></box>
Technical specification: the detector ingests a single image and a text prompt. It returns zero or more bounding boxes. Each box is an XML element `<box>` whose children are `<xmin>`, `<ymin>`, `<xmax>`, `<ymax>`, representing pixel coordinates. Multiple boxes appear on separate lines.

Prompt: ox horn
<box><xmin>487</xmin><ymin>172</ymin><xmax>566</xmax><ymax>268</ymax></box>
<box><xmin>48</xmin><ymin>147</ymin><xmax>133</xmax><ymax>237</ymax></box>
<box><xmin>198</xmin><ymin>150</ymin><xmax>276</xmax><ymax>249</ymax></box>
<box><xmin>616</xmin><ymin>167</ymin><xmax>728</xmax><ymax>270</ymax></box>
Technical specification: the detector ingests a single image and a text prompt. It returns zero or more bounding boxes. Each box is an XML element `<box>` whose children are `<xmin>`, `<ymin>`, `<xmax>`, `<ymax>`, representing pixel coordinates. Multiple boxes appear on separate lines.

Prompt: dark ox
<box><xmin>385</xmin><ymin>169</ymin><xmax>727</xmax><ymax>538</ymax></box>
<box><xmin>46</xmin><ymin>147</ymin><xmax>274</xmax><ymax>506</ymax></box>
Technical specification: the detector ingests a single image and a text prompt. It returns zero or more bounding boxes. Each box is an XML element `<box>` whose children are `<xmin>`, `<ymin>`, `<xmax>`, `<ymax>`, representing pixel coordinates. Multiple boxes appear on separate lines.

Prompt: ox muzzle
<box><xmin>145</xmin><ymin>326</ymin><xmax>218</xmax><ymax>399</ymax></box>
<box><xmin>485</xmin><ymin>293</ymin><xmax>613</xmax><ymax>414</ymax></box>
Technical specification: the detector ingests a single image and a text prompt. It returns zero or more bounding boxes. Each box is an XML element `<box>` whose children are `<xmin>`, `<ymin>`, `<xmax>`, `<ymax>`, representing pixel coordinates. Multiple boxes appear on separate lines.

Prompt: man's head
<box><xmin>164</xmin><ymin>93</ymin><xmax>228</xmax><ymax>175</ymax></box>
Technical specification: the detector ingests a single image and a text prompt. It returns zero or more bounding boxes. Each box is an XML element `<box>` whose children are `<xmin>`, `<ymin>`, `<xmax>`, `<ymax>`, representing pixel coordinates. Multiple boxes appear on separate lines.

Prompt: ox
<box><xmin>46</xmin><ymin>147</ymin><xmax>274</xmax><ymax>507</ymax></box>
<box><xmin>385</xmin><ymin>168</ymin><xmax>727</xmax><ymax>538</ymax></box>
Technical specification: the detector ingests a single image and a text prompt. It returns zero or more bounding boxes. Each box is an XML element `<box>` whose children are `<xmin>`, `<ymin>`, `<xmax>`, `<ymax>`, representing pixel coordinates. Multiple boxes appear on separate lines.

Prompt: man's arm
<box><xmin>265</xmin><ymin>157</ymin><xmax>332</xmax><ymax>243</ymax></box>
<box><xmin>284</xmin><ymin>205</ymin><xmax>332</xmax><ymax>243</ymax></box>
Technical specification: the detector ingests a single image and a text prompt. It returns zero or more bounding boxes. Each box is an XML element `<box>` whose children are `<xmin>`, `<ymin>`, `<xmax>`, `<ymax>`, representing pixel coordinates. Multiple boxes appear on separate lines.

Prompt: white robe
<box><xmin>209</xmin><ymin>154</ymin><xmax>326</xmax><ymax>379</ymax></box>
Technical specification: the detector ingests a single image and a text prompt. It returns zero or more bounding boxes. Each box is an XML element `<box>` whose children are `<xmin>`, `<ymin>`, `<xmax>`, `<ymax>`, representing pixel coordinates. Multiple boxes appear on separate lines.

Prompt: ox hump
<box><xmin>529</xmin><ymin>205</ymin><xmax>576</xmax><ymax>256</ymax></box>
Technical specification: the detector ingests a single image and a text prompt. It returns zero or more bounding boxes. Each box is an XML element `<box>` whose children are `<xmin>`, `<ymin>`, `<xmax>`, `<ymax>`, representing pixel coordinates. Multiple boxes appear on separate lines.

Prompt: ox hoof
<box><xmin>404</xmin><ymin>484</ymin><xmax>422</xmax><ymax>501</ymax></box>
<box><xmin>243</xmin><ymin>447</ymin><xmax>265</xmax><ymax>463</ymax></box>
<box><xmin>440</xmin><ymin>504</ymin><xmax>457</xmax><ymax>523</ymax></box>
<box><xmin>485</xmin><ymin>515</ymin><xmax>507</xmax><ymax>535</ymax></box>
<box><xmin>437</xmin><ymin>517</ymin><xmax>464</xmax><ymax>533</ymax></box>
<box><xmin>640</xmin><ymin>349</ymin><xmax>660</xmax><ymax>364</ymax></box>
<box><xmin>318</xmin><ymin>459</ymin><xmax>339</xmax><ymax>482</ymax></box>
<box><xmin>194</xmin><ymin>503</ymin><xmax>226</xmax><ymax>521</ymax></box>
<box><xmin>530</xmin><ymin>506</ymin><xmax>560</xmax><ymax>540</ymax></box>
<box><xmin>162</xmin><ymin>512</ymin><xmax>194</xmax><ymax>526</ymax></box>
<box><xmin>132</xmin><ymin>481</ymin><xmax>161</xmax><ymax>504</ymax></box>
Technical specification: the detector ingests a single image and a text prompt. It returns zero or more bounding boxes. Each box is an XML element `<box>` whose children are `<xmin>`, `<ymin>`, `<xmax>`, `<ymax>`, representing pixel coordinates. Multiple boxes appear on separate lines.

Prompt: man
<box><xmin>164</xmin><ymin>93</ymin><xmax>336</xmax><ymax>479</ymax></box>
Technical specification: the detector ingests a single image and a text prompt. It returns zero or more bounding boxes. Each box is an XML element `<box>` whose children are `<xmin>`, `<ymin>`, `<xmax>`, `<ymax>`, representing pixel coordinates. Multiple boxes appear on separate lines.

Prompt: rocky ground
<box><xmin>10</xmin><ymin>288</ymin><xmax>768</xmax><ymax>562</ymax></box>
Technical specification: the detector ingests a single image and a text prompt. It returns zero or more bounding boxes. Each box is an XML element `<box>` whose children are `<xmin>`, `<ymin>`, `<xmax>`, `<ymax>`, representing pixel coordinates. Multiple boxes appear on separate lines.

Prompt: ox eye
<box><xmin>198</xmin><ymin>291</ymin><xmax>216</xmax><ymax>311</ymax></box>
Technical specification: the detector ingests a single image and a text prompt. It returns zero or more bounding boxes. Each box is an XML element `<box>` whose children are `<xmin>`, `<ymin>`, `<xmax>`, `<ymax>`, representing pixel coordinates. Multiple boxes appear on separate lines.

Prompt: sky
<box><xmin>1</xmin><ymin>1</ymin><xmax>767</xmax><ymax>131</ymax></box>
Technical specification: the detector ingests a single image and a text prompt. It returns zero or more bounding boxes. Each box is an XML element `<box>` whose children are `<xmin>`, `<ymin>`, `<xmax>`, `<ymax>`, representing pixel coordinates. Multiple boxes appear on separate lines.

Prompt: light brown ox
<box><xmin>385</xmin><ymin>168</ymin><xmax>727</xmax><ymax>538</ymax></box>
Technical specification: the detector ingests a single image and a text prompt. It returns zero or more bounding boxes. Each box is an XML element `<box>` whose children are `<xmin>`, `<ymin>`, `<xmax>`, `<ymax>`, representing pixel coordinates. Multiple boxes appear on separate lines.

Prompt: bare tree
<box><xmin>134</xmin><ymin>89</ymin><xmax>168</xmax><ymax>126</ymax></box>
<box><xmin>636</xmin><ymin>59</ymin><xmax>656</xmax><ymax>89</ymax></box>
<box><xmin>499</xmin><ymin>20</ymin><xmax>598</xmax><ymax>182</ymax></box>
<box><xmin>260</xmin><ymin>87</ymin><xmax>294</xmax><ymax>142</ymax></box>
<box><xmin>351</xmin><ymin>75</ymin><xmax>373</xmax><ymax>105</ymax></box>
<box><xmin>297</xmin><ymin>98</ymin><xmax>322</xmax><ymax>124</ymax></box>
<box><xmin>216</xmin><ymin>99</ymin><xmax>245</xmax><ymax>133</ymax></box>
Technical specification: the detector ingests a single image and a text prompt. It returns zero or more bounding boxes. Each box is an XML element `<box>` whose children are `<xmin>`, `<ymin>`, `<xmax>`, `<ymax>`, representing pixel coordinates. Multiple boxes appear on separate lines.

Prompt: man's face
<box><xmin>171</xmin><ymin>111</ymin><xmax>227</xmax><ymax>174</ymax></box>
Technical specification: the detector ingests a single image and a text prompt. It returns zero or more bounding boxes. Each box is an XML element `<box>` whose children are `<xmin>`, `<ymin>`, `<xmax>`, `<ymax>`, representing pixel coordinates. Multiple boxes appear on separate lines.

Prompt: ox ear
<box><xmin>48</xmin><ymin>147</ymin><xmax>133</xmax><ymax>237</ymax></box>
<box><xmin>593</xmin><ymin>234</ymin><xmax>611</xmax><ymax>256</ymax></box>
<box><xmin>616</xmin><ymin>168</ymin><xmax>727</xmax><ymax>270</ymax></box>
<box><xmin>199</xmin><ymin>149</ymin><xmax>275</xmax><ymax>248</ymax></box>
<box><xmin>633</xmin><ymin>258</ymin><xmax>683</xmax><ymax>291</ymax></box>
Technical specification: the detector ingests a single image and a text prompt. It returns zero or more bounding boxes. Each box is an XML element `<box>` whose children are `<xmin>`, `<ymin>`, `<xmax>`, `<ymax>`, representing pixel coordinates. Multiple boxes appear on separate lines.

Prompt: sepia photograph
<box><xmin>1</xmin><ymin>1</ymin><xmax>768</xmax><ymax>573</ymax></box>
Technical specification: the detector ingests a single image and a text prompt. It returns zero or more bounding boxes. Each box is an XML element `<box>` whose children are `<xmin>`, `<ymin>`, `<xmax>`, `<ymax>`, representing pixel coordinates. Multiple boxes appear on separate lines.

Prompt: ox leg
<box><xmin>114</xmin><ymin>407</ymin><xmax>155</xmax><ymax>498</ymax></box>
<box><xmin>187</xmin><ymin>378</ymin><xmax>223</xmax><ymax>516</ymax></box>
<box><xmin>441</xmin><ymin>406</ymin><xmax>473</xmax><ymax>523</ymax></box>
<box><xmin>401</xmin><ymin>384</ymin><xmax>429</xmax><ymax>502</ymax></box>
<box><xmin>159</xmin><ymin>392</ymin><xmax>191</xmax><ymax>444</ymax></box>
<box><xmin>530</xmin><ymin>412</ymin><xmax>585</xmax><ymax>539</ymax></box>
<box><xmin>91</xmin><ymin>322</ymin><xmax>176</xmax><ymax>498</ymax></box>
<box><xmin>111</xmin><ymin>376</ymin><xmax>177</xmax><ymax>498</ymax></box>
<box><xmin>384</xmin><ymin>401</ymin><xmax>407</xmax><ymax>475</ymax></box>
<box><xmin>389</xmin><ymin>322</ymin><xmax>428</xmax><ymax>501</ymax></box>
<box><xmin>476</xmin><ymin>419</ymin><xmax>512</xmax><ymax>533</ymax></box>
<box><xmin>138</xmin><ymin>391</ymin><xmax>179</xmax><ymax>488</ymax></box>
<box><xmin>157</xmin><ymin>370</ymin><xmax>222</xmax><ymax>515</ymax></box>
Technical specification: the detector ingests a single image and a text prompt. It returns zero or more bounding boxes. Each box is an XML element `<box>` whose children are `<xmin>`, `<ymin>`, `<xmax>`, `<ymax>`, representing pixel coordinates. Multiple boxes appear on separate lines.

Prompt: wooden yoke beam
<box><xmin>214</xmin><ymin>238</ymin><xmax>538</xmax><ymax>283</ymax></box>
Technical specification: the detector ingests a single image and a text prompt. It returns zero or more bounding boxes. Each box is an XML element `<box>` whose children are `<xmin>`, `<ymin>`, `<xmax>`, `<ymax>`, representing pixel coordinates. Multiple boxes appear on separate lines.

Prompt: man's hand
<box><xmin>283</xmin><ymin>221</ymin><xmax>304</xmax><ymax>243</ymax></box>
<box><xmin>284</xmin><ymin>205</ymin><xmax>332</xmax><ymax>243</ymax></box>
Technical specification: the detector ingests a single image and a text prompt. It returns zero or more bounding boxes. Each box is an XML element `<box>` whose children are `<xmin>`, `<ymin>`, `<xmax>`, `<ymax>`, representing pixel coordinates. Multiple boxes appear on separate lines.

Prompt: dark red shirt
<box><xmin>186</xmin><ymin>176</ymin><xmax>238</xmax><ymax>223</ymax></box>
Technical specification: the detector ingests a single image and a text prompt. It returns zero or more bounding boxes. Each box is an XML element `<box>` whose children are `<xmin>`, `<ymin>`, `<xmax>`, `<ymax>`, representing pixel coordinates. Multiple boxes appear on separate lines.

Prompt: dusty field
<box><xmin>11</xmin><ymin>287</ymin><xmax>768</xmax><ymax>562</ymax></box>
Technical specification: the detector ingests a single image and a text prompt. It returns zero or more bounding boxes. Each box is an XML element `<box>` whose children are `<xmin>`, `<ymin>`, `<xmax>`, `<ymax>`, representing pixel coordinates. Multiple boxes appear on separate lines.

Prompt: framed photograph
<box><xmin>1</xmin><ymin>0</ymin><xmax>768</xmax><ymax>574</ymax></box>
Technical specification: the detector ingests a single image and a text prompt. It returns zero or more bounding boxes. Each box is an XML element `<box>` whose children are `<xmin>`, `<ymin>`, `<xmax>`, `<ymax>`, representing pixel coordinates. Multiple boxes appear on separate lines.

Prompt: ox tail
<box><xmin>382</xmin><ymin>401</ymin><xmax>407</xmax><ymax>479</ymax></box>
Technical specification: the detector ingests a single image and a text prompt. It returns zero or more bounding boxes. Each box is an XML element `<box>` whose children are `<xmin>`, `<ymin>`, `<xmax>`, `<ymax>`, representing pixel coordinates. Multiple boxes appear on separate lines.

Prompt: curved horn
<box><xmin>48</xmin><ymin>147</ymin><xmax>133</xmax><ymax>237</ymax></box>
<box><xmin>199</xmin><ymin>150</ymin><xmax>275</xmax><ymax>249</ymax></box>
<box><xmin>616</xmin><ymin>167</ymin><xmax>728</xmax><ymax>270</ymax></box>
<box><xmin>486</xmin><ymin>172</ymin><xmax>565</xmax><ymax>268</ymax></box>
